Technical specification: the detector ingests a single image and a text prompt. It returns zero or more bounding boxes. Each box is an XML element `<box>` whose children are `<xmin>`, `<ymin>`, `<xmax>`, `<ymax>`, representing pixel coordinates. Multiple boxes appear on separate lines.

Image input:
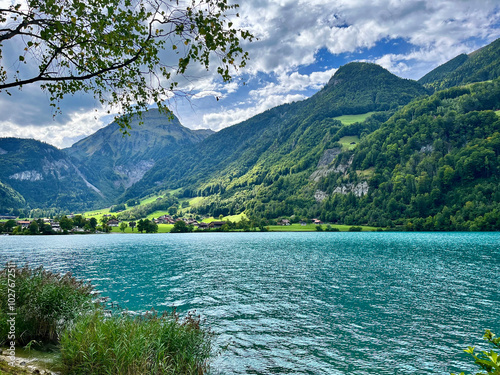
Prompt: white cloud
<box><xmin>202</xmin><ymin>93</ymin><xmax>307</xmax><ymax>130</ymax></box>
<box><xmin>0</xmin><ymin>108</ymin><xmax>108</xmax><ymax>149</ymax></box>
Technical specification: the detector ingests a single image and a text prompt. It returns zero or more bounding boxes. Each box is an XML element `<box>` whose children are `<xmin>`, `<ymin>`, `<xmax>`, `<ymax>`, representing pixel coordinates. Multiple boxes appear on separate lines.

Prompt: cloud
<box><xmin>1</xmin><ymin>0</ymin><xmax>500</xmax><ymax>145</ymax></box>
<box><xmin>0</xmin><ymin>108</ymin><xmax>108</xmax><ymax>149</ymax></box>
<box><xmin>202</xmin><ymin>93</ymin><xmax>307</xmax><ymax>130</ymax></box>
<box><xmin>236</xmin><ymin>0</ymin><xmax>500</xmax><ymax>77</ymax></box>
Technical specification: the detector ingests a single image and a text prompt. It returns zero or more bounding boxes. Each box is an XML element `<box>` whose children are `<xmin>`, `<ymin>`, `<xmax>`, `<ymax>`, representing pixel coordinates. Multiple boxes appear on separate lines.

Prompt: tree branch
<box><xmin>0</xmin><ymin>39</ymin><xmax>150</xmax><ymax>90</ymax></box>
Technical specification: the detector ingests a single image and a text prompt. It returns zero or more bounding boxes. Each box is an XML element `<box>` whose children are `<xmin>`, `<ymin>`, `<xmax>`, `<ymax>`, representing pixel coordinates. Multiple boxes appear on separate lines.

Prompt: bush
<box><xmin>348</xmin><ymin>226</ymin><xmax>363</xmax><ymax>232</ymax></box>
<box><xmin>0</xmin><ymin>265</ymin><xmax>95</xmax><ymax>345</ymax></box>
<box><xmin>60</xmin><ymin>310</ymin><xmax>213</xmax><ymax>375</ymax></box>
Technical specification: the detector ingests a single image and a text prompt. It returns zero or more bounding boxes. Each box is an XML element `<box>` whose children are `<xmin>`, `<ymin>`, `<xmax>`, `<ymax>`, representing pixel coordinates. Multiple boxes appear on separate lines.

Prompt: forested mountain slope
<box><xmin>313</xmin><ymin>80</ymin><xmax>500</xmax><ymax>230</ymax></box>
<box><xmin>124</xmin><ymin>62</ymin><xmax>427</xmax><ymax>203</ymax></box>
<box><xmin>0</xmin><ymin>138</ymin><xmax>103</xmax><ymax>212</ymax></box>
<box><xmin>124</xmin><ymin>56</ymin><xmax>500</xmax><ymax>230</ymax></box>
<box><xmin>418</xmin><ymin>38</ymin><xmax>500</xmax><ymax>90</ymax></box>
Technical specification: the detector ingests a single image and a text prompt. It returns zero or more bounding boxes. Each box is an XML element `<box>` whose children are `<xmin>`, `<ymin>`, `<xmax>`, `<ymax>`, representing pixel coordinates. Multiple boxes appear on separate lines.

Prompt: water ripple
<box><xmin>1</xmin><ymin>232</ymin><xmax>499</xmax><ymax>374</ymax></box>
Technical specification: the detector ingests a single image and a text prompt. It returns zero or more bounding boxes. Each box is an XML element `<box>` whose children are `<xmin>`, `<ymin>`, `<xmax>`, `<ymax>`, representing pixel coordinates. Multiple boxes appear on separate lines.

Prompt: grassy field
<box><xmin>496</xmin><ymin>110</ymin><xmax>500</xmax><ymax>116</ymax></box>
<box><xmin>81</xmin><ymin>193</ymin><xmax>166</xmax><ymax>220</ymax></box>
<box><xmin>202</xmin><ymin>213</ymin><xmax>248</xmax><ymax>223</ymax></box>
<box><xmin>338</xmin><ymin>135</ymin><xmax>360</xmax><ymax>150</ymax></box>
<box><xmin>110</xmin><ymin>223</ymin><xmax>173</xmax><ymax>233</ymax></box>
<box><xmin>266</xmin><ymin>223</ymin><xmax>378</xmax><ymax>232</ymax></box>
<box><xmin>356</xmin><ymin>167</ymin><xmax>375</xmax><ymax>178</ymax></box>
<box><xmin>334</xmin><ymin>112</ymin><xmax>376</xmax><ymax>125</ymax></box>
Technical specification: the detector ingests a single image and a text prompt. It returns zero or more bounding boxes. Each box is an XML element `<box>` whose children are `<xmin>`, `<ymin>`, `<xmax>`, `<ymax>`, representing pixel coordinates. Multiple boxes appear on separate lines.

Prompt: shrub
<box><xmin>60</xmin><ymin>310</ymin><xmax>213</xmax><ymax>375</ymax></box>
<box><xmin>348</xmin><ymin>226</ymin><xmax>363</xmax><ymax>232</ymax></box>
<box><xmin>0</xmin><ymin>265</ymin><xmax>95</xmax><ymax>345</ymax></box>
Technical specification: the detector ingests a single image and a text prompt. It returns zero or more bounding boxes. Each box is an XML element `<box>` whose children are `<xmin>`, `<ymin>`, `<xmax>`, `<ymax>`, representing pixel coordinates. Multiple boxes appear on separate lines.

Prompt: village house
<box><xmin>312</xmin><ymin>218</ymin><xmax>323</xmax><ymax>225</ymax></box>
<box><xmin>278</xmin><ymin>219</ymin><xmax>291</xmax><ymax>226</ymax></box>
<box><xmin>0</xmin><ymin>215</ymin><xmax>17</xmax><ymax>220</ymax></box>
<box><xmin>299</xmin><ymin>221</ymin><xmax>307</xmax><ymax>226</ymax></box>
<box><xmin>157</xmin><ymin>215</ymin><xmax>175</xmax><ymax>224</ymax></box>
<box><xmin>16</xmin><ymin>220</ymin><xmax>32</xmax><ymax>229</ymax></box>
<box><xmin>196</xmin><ymin>222</ymin><xmax>209</xmax><ymax>230</ymax></box>
<box><xmin>209</xmin><ymin>221</ymin><xmax>226</xmax><ymax>229</ymax></box>
<box><xmin>107</xmin><ymin>219</ymin><xmax>119</xmax><ymax>227</ymax></box>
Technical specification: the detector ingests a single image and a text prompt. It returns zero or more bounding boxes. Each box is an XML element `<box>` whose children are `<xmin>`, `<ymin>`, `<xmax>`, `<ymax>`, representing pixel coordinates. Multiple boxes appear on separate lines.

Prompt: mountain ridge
<box><xmin>2</xmin><ymin>37</ymin><xmax>500</xmax><ymax>229</ymax></box>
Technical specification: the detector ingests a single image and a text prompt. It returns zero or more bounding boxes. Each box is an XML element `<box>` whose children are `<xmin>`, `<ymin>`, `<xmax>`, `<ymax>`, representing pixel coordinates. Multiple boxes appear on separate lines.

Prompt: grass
<box><xmin>338</xmin><ymin>135</ymin><xmax>360</xmax><ymax>150</ymax></box>
<box><xmin>356</xmin><ymin>167</ymin><xmax>375</xmax><ymax>178</ymax></box>
<box><xmin>334</xmin><ymin>111</ymin><xmax>376</xmax><ymax>125</ymax></box>
<box><xmin>145</xmin><ymin>210</ymin><xmax>171</xmax><ymax>220</ymax></box>
<box><xmin>60</xmin><ymin>310</ymin><xmax>212</xmax><ymax>375</ymax></box>
<box><xmin>80</xmin><ymin>193</ymin><xmax>167</xmax><ymax>220</ymax></box>
<box><xmin>188</xmin><ymin>196</ymin><xmax>206</xmax><ymax>207</ymax></box>
<box><xmin>110</xmin><ymin>223</ymin><xmax>173</xmax><ymax>233</ymax></box>
<box><xmin>0</xmin><ymin>265</ymin><xmax>95</xmax><ymax>346</ymax></box>
<box><xmin>496</xmin><ymin>110</ymin><xmax>500</xmax><ymax>116</ymax></box>
<box><xmin>267</xmin><ymin>223</ymin><xmax>378</xmax><ymax>232</ymax></box>
<box><xmin>202</xmin><ymin>213</ymin><xmax>247</xmax><ymax>223</ymax></box>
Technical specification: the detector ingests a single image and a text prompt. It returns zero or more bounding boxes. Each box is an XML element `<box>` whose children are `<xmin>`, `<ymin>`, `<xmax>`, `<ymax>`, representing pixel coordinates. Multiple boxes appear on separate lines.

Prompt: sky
<box><xmin>1</xmin><ymin>0</ymin><xmax>500</xmax><ymax>149</ymax></box>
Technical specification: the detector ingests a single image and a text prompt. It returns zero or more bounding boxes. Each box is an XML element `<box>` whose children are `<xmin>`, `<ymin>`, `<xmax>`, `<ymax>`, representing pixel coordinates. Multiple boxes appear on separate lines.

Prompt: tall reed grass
<box><xmin>60</xmin><ymin>310</ymin><xmax>213</xmax><ymax>375</ymax></box>
<box><xmin>0</xmin><ymin>265</ymin><xmax>95</xmax><ymax>345</ymax></box>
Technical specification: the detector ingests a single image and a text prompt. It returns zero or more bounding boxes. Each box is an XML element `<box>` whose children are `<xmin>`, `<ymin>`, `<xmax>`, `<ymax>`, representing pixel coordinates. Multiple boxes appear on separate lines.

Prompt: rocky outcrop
<box><xmin>114</xmin><ymin>160</ymin><xmax>155</xmax><ymax>188</ymax></box>
<box><xmin>332</xmin><ymin>181</ymin><xmax>369</xmax><ymax>197</ymax></box>
<box><xmin>310</xmin><ymin>148</ymin><xmax>353</xmax><ymax>182</ymax></box>
<box><xmin>314</xmin><ymin>189</ymin><xmax>329</xmax><ymax>202</ymax></box>
<box><xmin>309</xmin><ymin>148</ymin><xmax>341</xmax><ymax>181</ymax></box>
<box><xmin>9</xmin><ymin>170</ymin><xmax>43</xmax><ymax>181</ymax></box>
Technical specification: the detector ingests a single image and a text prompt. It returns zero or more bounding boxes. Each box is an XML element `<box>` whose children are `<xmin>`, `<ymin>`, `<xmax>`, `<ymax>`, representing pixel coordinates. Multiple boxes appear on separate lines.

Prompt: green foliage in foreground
<box><xmin>452</xmin><ymin>330</ymin><xmax>500</xmax><ymax>375</ymax></box>
<box><xmin>60</xmin><ymin>310</ymin><xmax>212</xmax><ymax>375</ymax></box>
<box><xmin>0</xmin><ymin>265</ymin><xmax>95</xmax><ymax>345</ymax></box>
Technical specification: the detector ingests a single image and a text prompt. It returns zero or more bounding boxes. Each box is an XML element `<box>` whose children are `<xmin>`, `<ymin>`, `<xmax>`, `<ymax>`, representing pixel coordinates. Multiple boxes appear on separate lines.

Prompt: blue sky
<box><xmin>1</xmin><ymin>0</ymin><xmax>500</xmax><ymax>148</ymax></box>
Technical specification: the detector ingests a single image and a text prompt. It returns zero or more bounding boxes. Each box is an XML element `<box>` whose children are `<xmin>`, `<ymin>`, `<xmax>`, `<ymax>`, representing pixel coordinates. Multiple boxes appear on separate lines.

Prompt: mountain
<box><xmin>313</xmin><ymin>79</ymin><xmax>500</xmax><ymax>230</ymax></box>
<box><xmin>0</xmin><ymin>138</ymin><xmax>103</xmax><ymax>212</ymax></box>
<box><xmin>121</xmin><ymin>47</ymin><xmax>500</xmax><ymax>230</ymax></box>
<box><xmin>64</xmin><ymin>109</ymin><xmax>214</xmax><ymax>202</ymax></box>
<box><xmin>123</xmin><ymin>62</ymin><xmax>427</xmax><ymax>204</ymax></box>
<box><xmin>418</xmin><ymin>38</ymin><xmax>500</xmax><ymax>90</ymax></box>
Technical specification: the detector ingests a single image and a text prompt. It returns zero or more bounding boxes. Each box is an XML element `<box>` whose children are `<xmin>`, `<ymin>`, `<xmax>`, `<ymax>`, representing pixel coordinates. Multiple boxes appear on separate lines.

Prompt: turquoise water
<box><xmin>1</xmin><ymin>232</ymin><xmax>499</xmax><ymax>374</ymax></box>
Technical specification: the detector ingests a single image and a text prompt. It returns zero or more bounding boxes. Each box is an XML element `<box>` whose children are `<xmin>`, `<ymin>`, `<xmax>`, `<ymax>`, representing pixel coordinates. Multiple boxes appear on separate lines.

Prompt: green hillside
<box><xmin>0</xmin><ymin>180</ymin><xmax>26</xmax><ymax>212</ymax></box>
<box><xmin>312</xmin><ymin>79</ymin><xmax>500</xmax><ymax>230</ymax></box>
<box><xmin>123</xmin><ymin>63</ymin><xmax>428</xmax><ymax>219</ymax></box>
<box><xmin>0</xmin><ymin>138</ymin><xmax>103</xmax><ymax>213</ymax></box>
<box><xmin>418</xmin><ymin>38</ymin><xmax>500</xmax><ymax>90</ymax></box>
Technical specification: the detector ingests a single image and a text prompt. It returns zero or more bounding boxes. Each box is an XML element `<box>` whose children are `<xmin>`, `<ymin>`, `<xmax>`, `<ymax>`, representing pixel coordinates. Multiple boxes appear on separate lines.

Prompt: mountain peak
<box><xmin>315</xmin><ymin>62</ymin><xmax>427</xmax><ymax>117</ymax></box>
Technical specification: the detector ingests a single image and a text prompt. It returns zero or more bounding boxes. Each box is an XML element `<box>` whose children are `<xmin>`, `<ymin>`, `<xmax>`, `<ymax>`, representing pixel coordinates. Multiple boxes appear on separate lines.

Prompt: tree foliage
<box><xmin>452</xmin><ymin>330</ymin><xmax>500</xmax><ymax>375</ymax></box>
<box><xmin>0</xmin><ymin>0</ymin><xmax>253</xmax><ymax>129</ymax></box>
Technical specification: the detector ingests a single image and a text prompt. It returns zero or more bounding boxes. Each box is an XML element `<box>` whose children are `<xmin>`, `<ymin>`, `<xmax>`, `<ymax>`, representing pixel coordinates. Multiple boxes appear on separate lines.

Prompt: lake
<box><xmin>1</xmin><ymin>232</ymin><xmax>499</xmax><ymax>374</ymax></box>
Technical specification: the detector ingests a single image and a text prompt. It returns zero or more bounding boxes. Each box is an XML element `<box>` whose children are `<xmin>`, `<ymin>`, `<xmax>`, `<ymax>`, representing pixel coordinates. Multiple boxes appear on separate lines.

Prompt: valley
<box><xmin>1</xmin><ymin>39</ymin><xmax>500</xmax><ymax>232</ymax></box>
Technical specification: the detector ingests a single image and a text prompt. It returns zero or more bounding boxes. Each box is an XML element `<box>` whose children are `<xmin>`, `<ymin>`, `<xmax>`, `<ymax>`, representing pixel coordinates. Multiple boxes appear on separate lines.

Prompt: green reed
<box><xmin>0</xmin><ymin>264</ymin><xmax>95</xmax><ymax>345</ymax></box>
<box><xmin>0</xmin><ymin>265</ymin><xmax>214</xmax><ymax>374</ymax></box>
<box><xmin>60</xmin><ymin>310</ymin><xmax>213</xmax><ymax>375</ymax></box>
